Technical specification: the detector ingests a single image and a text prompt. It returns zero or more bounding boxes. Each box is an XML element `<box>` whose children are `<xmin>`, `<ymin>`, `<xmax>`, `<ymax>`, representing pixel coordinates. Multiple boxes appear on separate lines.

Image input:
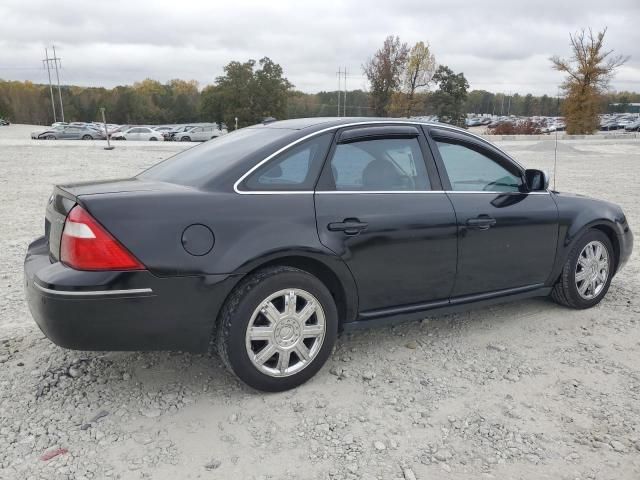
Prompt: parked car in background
<box><xmin>107</xmin><ymin>125</ymin><xmax>130</xmax><ymax>139</ymax></box>
<box><xmin>168</xmin><ymin>125</ymin><xmax>199</xmax><ymax>141</ymax></box>
<box><xmin>152</xmin><ymin>126</ymin><xmax>177</xmax><ymax>140</ymax></box>
<box><xmin>624</xmin><ymin>119</ymin><xmax>640</xmax><ymax>132</ymax></box>
<box><xmin>24</xmin><ymin>117</ymin><xmax>633</xmax><ymax>391</ymax></box>
<box><xmin>31</xmin><ymin>125</ymin><xmax>105</xmax><ymax>140</ymax></box>
<box><xmin>111</xmin><ymin>127</ymin><xmax>165</xmax><ymax>141</ymax></box>
<box><xmin>175</xmin><ymin>124</ymin><xmax>228</xmax><ymax>142</ymax></box>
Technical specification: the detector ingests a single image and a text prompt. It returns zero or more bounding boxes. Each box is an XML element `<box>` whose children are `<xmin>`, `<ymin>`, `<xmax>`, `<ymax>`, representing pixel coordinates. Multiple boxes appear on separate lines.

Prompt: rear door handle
<box><xmin>328</xmin><ymin>218</ymin><xmax>368</xmax><ymax>235</ymax></box>
<box><xmin>466</xmin><ymin>216</ymin><xmax>496</xmax><ymax>230</ymax></box>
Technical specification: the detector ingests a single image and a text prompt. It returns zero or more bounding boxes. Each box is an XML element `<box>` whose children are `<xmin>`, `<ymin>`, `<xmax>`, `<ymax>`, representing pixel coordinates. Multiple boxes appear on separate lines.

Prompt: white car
<box><xmin>176</xmin><ymin>125</ymin><xmax>227</xmax><ymax>142</ymax></box>
<box><xmin>113</xmin><ymin>127</ymin><xmax>165</xmax><ymax>141</ymax></box>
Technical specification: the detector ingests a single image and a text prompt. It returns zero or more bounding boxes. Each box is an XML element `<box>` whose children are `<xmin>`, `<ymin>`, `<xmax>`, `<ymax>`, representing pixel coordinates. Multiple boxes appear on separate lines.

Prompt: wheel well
<box><xmin>591</xmin><ymin>224</ymin><xmax>620</xmax><ymax>272</ymax></box>
<box><xmin>247</xmin><ymin>256</ymin><xmax>350</xmax><ymax>324</ymax></box>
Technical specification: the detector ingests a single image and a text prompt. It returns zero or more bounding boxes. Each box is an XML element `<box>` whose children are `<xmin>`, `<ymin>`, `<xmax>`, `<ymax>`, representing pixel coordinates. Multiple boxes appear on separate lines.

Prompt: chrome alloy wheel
<box><xmin>245</xmin><ymin>289</ymin><xmax>326</xmax><ymax>377</ymax></box>
<box><xmin>575</xmin><ymin>240</ymin><xmax>609</xmax><ymax>300</ymax></box>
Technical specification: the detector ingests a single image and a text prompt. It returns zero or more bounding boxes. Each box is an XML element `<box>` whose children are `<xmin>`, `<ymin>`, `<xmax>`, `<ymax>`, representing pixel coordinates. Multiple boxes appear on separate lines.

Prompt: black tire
<box><xmin>551</xmin><ymin>229</ymin><xmax>615</xmax><ymax>309</ymax></box>
<box><xmin>216</xmin><ymin>266</ymin><xmax>338</xmax><ymax>392</ymax></box>
<box><xmin>45</xmin><ymin>135</ymin><xmax>56</xmax><ymax>140</ymax></box>
<box><xmin>149</xmin><ymin>137</ymin><xmax>157</xmax><ymax>141</ymax></box>
<box><xmin>82</xmin><ymin>134</ymin><xmax>93</xmax><ymax>140</ymax></box>
<box><xmin>180</xmin><ymin>136</ymin><xmax>191</xmax><ymax>142</ymax></box>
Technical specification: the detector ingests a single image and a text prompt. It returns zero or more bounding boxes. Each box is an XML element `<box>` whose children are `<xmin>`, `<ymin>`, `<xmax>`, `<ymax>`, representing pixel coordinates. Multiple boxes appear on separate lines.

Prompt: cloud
<box><xmin>0</xmin><ymin>0</ymin><xmax>638</xmax><ymax>95</ymax></box>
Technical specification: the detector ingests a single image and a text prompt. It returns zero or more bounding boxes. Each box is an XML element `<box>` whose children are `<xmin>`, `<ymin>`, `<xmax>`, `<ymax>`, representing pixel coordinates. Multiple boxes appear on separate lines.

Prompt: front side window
<box><xmin>328</xmin><ymin>137</ymin><xmax>430</xmax><ymax>191</ymax></box>
<box><xmin>243</xmin><ymin>133</ymin><xmax>333</xmax><ymax>191</ymax></box>
<box><xmin>435</xmin><ymin>140</ymin><xmax>523</xmax><ymax>192</ymax></box>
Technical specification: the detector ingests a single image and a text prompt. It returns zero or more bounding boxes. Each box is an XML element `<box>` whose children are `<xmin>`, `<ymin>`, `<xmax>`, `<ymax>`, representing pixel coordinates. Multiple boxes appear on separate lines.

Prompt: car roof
<box><xmin>252</xmin><ymin>116</ymin><xmax>471</xmax><ymax>134</ymax></box>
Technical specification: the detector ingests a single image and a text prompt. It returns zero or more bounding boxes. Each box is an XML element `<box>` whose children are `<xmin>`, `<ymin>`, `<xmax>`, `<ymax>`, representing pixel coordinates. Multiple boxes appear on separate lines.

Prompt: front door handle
<box><xmin>328</xmin><ymin>218</ymin><xmax>368</xmax><ymax>235</ymax></box>
<box><xmin>466</xmin><ymin>215</ymin><xmax>496</xmax><ymax>230</ymax></box>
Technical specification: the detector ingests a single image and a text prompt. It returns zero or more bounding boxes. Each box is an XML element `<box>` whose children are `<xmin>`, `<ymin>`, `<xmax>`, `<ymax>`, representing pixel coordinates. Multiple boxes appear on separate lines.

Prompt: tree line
<box><xmin>0</xmin><ymin>29</ymin><xmax>632</xmax><ymax>132</ymax></box>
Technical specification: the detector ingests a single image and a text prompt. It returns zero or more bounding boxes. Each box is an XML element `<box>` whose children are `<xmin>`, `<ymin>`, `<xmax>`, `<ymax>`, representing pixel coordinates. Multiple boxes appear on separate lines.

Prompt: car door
<box><xmin>314</xmin><ymin>125</ymin><xmax>458</xmax><ymax>316</ymax></box>
<box><xmin>140</xmin><ymin>128</ymin><xmax>152</xmax><ymax>140</ymax></box>
<box><xmin>425</xmin><ymin>126</ymin><xmax>559</xmax><ymax>297</ymax></box>
<box><xmin>124</xmin><ymin>128</ymin><xmax>137</xmax><ymax>140</ymax></box>
<box><xmin>61</xmin><ymin>126</ymin><xmax>77</xmax><ymax>139</ymax></box>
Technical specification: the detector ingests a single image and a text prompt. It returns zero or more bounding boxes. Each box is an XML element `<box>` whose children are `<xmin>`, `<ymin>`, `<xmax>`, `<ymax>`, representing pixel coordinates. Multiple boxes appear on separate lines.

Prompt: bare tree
<box><xmin>551</xmin><ymin>28</ymin><xmax>628</xmax><ymax>134</ymax></box>
<box><xmin>403</xmin><ymin>41</ymin><xmax>436</xmax><ymax>116</ymax></box>
<box><xmin>363</xmin><ymin>36</ymin><xmax>409</xmax><ymax>116</ymax></box>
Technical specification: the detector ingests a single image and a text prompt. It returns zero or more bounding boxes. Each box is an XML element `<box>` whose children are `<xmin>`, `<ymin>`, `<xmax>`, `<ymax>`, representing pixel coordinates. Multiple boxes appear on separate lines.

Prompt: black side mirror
<box><xmin>524</xmin><ymin>169</ymin><xmax>549</xmax><ymax>191</ymax></box>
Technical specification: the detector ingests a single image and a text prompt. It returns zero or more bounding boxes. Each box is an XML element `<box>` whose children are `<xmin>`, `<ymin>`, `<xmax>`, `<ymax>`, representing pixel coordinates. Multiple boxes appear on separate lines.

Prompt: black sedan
<box><xmin>24</xmin><ymin>118</ymin><xmax>633</xmax><ymax>391</ymax></box>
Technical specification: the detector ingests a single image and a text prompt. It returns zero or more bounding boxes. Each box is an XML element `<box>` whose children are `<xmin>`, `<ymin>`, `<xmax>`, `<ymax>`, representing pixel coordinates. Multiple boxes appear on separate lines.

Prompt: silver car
<box><xmin>112</xmin><ymin>127</ymin><xmax>165</xmax><ymax>141</ymax></box>
<box><xmin>176</xmin><ymin>124</ymin><xmax>227</xmax><ymax>142</ymax></box>
<box><xmin>31</xmin><ymin>125</ymin><xmax>105</xmax><ymax>140</ymax></box>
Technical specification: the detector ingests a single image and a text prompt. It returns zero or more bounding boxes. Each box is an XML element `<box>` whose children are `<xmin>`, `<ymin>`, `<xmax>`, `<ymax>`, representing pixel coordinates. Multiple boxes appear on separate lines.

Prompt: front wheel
<box><xmin>216</xmin><ymin>267</ymin><xmax>337</xmax><ymax>391</ymax></box>
<box><xmin>180</xmin><ymin>136</ymin><xmax>191</xmax><ymax>142</ymax></box>
<box><xmin>82</xmin><ymin>134</ymin><xmax>93</xmax><ymax>140</ymax></box>
<box><xmin>551</xmin><ymin>229</ymin><xmax>615</xmax><ymax>309</ymax></box>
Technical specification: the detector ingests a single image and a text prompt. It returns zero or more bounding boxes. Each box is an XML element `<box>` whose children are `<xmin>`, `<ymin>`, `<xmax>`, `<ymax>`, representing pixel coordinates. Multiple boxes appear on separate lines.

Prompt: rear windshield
<box><xmin>138</xmin><ymin>127</ymin><xmax>293</xmax><ymax>188</ymax></box>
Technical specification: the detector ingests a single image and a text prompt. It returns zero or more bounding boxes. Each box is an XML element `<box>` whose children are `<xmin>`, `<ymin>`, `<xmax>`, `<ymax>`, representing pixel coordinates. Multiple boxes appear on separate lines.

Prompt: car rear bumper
<box><xmin>24</xmin><ymin>236</ymin><xmax>239</xmax><ymax>352</ymax></box>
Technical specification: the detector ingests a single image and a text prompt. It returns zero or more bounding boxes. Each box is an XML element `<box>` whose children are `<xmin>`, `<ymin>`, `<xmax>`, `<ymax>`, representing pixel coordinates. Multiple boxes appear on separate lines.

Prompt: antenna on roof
<box><xmin>553</xmin><ymin>90</ymin><xmax>560</xmax><ymax>190</ymax></box>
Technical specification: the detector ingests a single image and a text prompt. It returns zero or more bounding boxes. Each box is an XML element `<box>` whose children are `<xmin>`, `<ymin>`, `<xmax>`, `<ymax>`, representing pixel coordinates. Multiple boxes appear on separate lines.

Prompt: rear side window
<box><xmin>243</xmin><ymin>133</ymin><xmax>333</xmax><ymax>191</ymax></box>
<box><xmin>327</xmin><ymin>137</ymin><xmax>430</xmax><ymax>191</ymax></box>
<box><xmin>139</xmin><ymin>127</ymin><xmax>294</xmax><ymax>189</ymax></box>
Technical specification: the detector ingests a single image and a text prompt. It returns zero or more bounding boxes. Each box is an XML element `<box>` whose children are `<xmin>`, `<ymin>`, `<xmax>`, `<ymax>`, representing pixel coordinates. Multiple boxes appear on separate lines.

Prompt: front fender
<box><xmin>548</xmin><ymin>192</ymin><xmax>631</xmax><ymax>283</ymax></box>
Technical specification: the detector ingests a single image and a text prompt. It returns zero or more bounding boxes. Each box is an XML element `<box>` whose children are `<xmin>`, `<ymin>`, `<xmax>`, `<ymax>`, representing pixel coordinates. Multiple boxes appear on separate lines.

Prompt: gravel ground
<box><xmin>1</xmin><ymin>124</ymin><xmax>639</xmax><ymax>479</ymax></box>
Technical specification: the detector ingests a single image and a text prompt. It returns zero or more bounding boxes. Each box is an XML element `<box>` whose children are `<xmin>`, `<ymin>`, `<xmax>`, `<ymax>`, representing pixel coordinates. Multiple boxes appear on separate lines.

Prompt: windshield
<box><xmin>138</xmin><ymin>127</ymin><xmax>294</xmax><ymax>188</ymax></box>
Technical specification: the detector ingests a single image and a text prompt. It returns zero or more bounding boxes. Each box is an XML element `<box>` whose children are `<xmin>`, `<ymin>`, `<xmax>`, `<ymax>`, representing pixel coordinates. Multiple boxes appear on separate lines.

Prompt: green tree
<box><xmin>253</xmin><ymin>57</ymin><xmax>293</xmax><ymax>120</ymax></box>
<box><xmin>551</xmin><ymin>27</ymin><xmax>628</xmax><ymax>134</ymax></box>
<box><xmin>201</xmin><ymin>57</ymin><xmax>292</xmax><ymax>129</ymax></box>
<box><xmin>431</xmin><ymin>65</ymin><xmax>469</xmax><ymax>127</ymax></box>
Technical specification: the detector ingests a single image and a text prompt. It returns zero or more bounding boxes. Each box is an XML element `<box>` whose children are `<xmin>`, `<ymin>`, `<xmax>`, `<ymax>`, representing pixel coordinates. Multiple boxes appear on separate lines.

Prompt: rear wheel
<box><xmin>551</xmin><ymin>229</ymin><xmax>614</xmax><ymax>309</ymax></box>
<box><xmin>82</xmin><ymin>134</ymin><xmax>92</xmax><ymax>140</ymax></box>
<box><xmin>216</xmin><ymin>266</ymin><xmax>337</xmax><ymax>391</ymax></box>
<box><xmin>149</xmin><ymin>137</ymin><xmax>157</xmax><ymax>141</ymax></box>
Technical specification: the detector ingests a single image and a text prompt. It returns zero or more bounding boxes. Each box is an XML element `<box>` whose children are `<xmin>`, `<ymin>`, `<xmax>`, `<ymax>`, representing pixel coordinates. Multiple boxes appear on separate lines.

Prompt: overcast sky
<box><xmin>0</xmin><ymin>0</ymin><xmax>638</xmax><ymax>96</ymax></box>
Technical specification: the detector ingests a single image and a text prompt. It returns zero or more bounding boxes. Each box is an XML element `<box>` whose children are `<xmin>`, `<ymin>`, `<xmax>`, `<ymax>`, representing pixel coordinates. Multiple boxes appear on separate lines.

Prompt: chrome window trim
<box><xmin>315</xmin><ymin>190</ymin><xmax>550</xmax><ymax>195</ymax></box>
<box><xmin>34</xmin><ymin>282</ymin><xmax>153</xmax><ymax>297</ymax></box>
<box><xmin>233</xmin><ymin>120</ymin><xmax>525</xmax><ymax>195</ymax></box>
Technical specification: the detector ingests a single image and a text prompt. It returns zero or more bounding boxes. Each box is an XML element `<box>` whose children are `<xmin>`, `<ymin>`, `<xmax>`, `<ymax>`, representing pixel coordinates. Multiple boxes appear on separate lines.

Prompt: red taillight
<box><xmin>60</xmin><ymin>205</ymin><xmax>145</xmax><ymax>271</ymax></box>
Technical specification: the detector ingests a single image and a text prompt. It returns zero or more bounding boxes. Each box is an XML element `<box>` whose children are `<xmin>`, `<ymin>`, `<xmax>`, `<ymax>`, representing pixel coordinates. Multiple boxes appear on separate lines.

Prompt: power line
<box><xmin>42</xmin><ymin>46</ymin><xmax>65</xmax><ymax>123</ymax></box>
<box><xmin>42</xmin><ymin>48</ymin><xmax>57</xmax><ymax>123</ymax></box>
<box><xmin>336</xmin><ymin>67</ymin><xmax>349</xmax><ymax>116</ymax></box>
<box><xmin>52</xmin><ymin>46</ymin><xmax>65</xmax><ymax>122</ymax></box>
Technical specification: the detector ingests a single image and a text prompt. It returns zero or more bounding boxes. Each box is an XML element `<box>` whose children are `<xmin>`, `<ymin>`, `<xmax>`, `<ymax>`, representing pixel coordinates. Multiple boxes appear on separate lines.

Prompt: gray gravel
<box><xmin>1</xmin><ymin>124</ymin><xmax>639</xmax><ymax>479</ymax></box>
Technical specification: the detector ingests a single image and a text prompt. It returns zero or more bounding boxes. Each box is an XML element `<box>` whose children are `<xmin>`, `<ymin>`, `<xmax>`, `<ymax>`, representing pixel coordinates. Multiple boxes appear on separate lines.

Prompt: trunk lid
<box><xmin>45</xmin><ymin>178</ymin><xmax>187</xmax><ymax>261</ymax></box>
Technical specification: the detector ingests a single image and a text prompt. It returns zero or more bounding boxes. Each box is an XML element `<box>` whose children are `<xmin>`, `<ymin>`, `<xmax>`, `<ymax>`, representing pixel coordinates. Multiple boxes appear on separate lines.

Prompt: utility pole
<box><xmin>42</xmin><ymin>48</ymin><xmax>57</xmax><ymax>123</ymax></box>
<box><xmin>507</xmin><ymin>92</ymin><xmax>512</xmax><ymax>116</ymax></box>
<box><xmin>343</xmin><ymin>67</ymin><xmax>347</xmax><ymax>117</ymax></box>
<box><xmin>336</xmin><ymin>67</ymin><xmax>342</xmax><ymax>117</ymax></box>
<box><xmin>52</xmin><ymin>46</ymin><xmax>64</xmax><ymax>122</ymax></box>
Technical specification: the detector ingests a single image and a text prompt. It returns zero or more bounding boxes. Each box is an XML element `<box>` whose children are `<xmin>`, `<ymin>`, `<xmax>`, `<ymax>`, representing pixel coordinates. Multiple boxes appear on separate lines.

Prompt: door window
<box><xmin>434</xmin><ymin>140</ymin><xmax>523</xmax><ymax>192</ymax></box>
<box><xmin>328</xmin><ymin>137</ymin><xmax>430</xmax><ymax>191</ymax></box>
<box><xmin>243</xmin><ymin>133</ymin><xmax>333</xmax><ymax>191</ymax></box>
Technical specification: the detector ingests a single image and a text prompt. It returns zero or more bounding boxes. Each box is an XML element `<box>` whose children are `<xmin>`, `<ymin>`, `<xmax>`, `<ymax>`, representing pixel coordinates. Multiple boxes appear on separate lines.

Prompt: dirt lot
<box><xmin>0</xmin><ymin>124</ymin><xmax>639</xmax><ymax>479</ymax></box>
